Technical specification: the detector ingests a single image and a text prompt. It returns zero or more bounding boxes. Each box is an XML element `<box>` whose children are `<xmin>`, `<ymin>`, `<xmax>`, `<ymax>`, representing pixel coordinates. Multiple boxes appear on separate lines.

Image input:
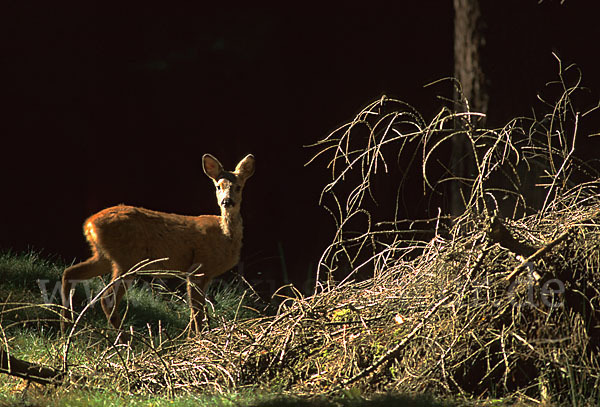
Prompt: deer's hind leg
<box><xmin>100</xmin><ymin>264</ymin><xmax>133</xmax><ymax>333</ymax></box>
<box><xmin>61</xmin><ymin>255</ymin><xmax>112</xmax><ymax>332</ymax></box>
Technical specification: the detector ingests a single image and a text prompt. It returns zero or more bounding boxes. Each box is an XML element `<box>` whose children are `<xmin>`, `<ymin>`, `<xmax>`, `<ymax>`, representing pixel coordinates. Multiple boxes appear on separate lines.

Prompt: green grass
<box><xmin>0</xmin><ymin>390</ymin><xmax>455</xmax><ymax>407</ymax></box>
<box><xmin>0</xmin><ymin>251</ymin><xmax>270</xmax><ymax>405</ymax></box>
<box><xmin>0</xmin><ymin>250</ymin><xmax>262</xmax><ymax>339</ymax></box>
<box><xmin>0</xmin><ymin>250</ymin><xmax>64</xmax><ymax>304</ymax></box>
<box><xmin>0</xmin><ymin>391</ymin><xmax>238</xmax><ymax>407</ymax></box>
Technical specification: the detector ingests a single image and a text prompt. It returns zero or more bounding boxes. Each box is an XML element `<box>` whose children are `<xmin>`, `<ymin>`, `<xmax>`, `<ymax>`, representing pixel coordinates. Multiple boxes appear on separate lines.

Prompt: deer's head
<box><xmin>203</xmin><ymin>154</ymin><xmax>255</xmax><ymax>214</ymax></box>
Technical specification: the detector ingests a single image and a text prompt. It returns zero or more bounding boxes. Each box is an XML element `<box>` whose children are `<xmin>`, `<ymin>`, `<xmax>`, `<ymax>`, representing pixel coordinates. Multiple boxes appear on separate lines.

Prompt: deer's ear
<box><xmin>235</xmin><ymin>154</ymin><xmax>255</xmax><ymax>181</ymax></box>
<box><xmin>203</xmin><ymin>154</ymin><xmax>224</xmax><ymax>181</ymax></box>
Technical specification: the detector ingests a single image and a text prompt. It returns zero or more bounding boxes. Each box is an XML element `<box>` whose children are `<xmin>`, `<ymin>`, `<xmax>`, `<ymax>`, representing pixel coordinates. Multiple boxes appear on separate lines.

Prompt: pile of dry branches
<box><xmin>74</xmin><ymin>203</ymin><xmax>600</xmax><ymax>402</ymax></box>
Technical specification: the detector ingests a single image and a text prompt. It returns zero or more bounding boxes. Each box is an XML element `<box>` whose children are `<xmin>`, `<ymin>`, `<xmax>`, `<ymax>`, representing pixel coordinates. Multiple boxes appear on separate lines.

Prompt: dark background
<box><xmin>2</xmin><ymin>2</ymin><xmax>599</xmax><ymax>294</ymax></box>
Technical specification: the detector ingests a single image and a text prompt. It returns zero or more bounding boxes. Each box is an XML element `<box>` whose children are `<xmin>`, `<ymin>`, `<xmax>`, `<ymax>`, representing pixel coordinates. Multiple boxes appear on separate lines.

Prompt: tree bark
<box><xmin>452</xmin><ymin>0</ymin><xmax>488</xmax><ymax>215</ymax></box>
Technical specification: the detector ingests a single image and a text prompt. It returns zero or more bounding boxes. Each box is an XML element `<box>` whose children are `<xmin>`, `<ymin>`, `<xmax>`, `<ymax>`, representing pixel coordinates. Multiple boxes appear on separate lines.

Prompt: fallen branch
<box><xmin>487</xmin><ymin>215</ymin><xmax>537</xmax><ymax>257</ymax></box>
<box><xmin>504</xmin><ymin>228</ymin><xmax>572</xmax><ymax>283</ymax></box>
<box><xmin>0</xmin><ymin>348</ymin><xmax>64</xmax><ymax>386</ymax></box>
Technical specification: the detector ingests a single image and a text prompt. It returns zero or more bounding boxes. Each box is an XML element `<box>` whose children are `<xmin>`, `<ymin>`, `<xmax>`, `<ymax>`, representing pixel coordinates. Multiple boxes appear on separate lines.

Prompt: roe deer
<box><xmin>61</xmin><ymin>153</ymin><xmax>255</xmax><ymax>336</ymax></box>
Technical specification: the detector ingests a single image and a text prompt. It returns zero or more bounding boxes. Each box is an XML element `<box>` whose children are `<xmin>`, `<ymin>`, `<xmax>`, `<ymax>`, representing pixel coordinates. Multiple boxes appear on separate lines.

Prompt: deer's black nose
<box><xmin>222</xmin><ymin>198</ymin><xmax>235</xmax><ymax>208</ymax></box>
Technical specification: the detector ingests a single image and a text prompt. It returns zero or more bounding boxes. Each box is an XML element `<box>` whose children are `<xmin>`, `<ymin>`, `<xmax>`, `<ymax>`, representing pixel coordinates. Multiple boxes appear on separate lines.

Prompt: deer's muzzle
<box><xmin>221</xmin><ymin>198</ymin><xmax>235</xmax><ymax>208</ymax></box>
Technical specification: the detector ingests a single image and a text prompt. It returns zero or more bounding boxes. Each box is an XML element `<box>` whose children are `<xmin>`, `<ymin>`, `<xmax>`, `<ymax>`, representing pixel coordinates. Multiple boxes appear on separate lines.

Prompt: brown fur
<box><xmin>61</xmin><ymin>154</ymin><xmax>255</xmax><ymax>337</ymax></box>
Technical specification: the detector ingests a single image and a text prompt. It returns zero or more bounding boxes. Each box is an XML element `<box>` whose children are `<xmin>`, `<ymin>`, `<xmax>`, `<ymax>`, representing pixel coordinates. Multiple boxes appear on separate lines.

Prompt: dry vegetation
<box><xmin>2</xmin><ymin>57</ymin><xmax>600</xmax><ymax>405</ymax></box>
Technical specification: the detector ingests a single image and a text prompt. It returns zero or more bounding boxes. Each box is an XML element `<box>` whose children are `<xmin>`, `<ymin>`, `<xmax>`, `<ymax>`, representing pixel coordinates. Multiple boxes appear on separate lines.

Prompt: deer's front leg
<box><xmin>187</xmin><ymin>274</ymin><xmax>210</xmax><ymax>336</ymax></box>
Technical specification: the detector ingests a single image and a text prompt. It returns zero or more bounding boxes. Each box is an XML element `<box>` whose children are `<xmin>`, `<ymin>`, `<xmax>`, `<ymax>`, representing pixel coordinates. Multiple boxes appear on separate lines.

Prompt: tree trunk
<box><xmin>452</xmin><ymin>0</ymin><xmax>488</xmax><ymax>216</ymax></box>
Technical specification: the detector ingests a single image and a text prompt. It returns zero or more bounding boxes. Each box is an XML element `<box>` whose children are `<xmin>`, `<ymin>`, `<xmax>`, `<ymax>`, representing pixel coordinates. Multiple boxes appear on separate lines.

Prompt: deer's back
<box><xmin>84</xmin><ymin>205</ymin><xmax>239</xmax><ymax>276</ymax></box>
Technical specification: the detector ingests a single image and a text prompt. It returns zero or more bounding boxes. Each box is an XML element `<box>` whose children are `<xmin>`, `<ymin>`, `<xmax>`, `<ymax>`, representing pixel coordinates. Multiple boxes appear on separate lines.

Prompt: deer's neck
<box><xmin>220</xmin><ymin>210</ymin><xmax>243</xmax><ymax>241</ymax></box>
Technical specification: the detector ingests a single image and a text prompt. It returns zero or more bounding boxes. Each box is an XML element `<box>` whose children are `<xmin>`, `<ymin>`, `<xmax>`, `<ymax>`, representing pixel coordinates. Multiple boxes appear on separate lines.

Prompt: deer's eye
<box><xmin>235</xmin><ymin>185</ymin><xmax>241</xmax><ymax>192</ymax></box>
